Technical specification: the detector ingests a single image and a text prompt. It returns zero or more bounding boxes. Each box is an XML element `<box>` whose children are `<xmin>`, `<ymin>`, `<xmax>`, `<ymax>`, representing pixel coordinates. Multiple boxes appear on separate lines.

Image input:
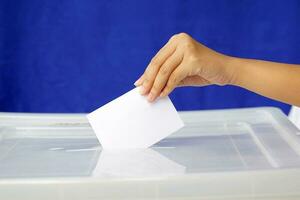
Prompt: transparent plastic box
<box><xmin>0</xmin><ymin>107</ymin><xmax>300</xmax><ymax>200</ymax></box>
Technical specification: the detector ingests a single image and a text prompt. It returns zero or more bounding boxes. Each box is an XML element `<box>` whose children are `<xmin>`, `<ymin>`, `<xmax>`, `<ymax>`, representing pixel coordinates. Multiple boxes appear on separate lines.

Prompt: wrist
<box><xmin>222</xmin><ymin>56</ymin><xmax>244</xmax><ymax>86</ymax></box>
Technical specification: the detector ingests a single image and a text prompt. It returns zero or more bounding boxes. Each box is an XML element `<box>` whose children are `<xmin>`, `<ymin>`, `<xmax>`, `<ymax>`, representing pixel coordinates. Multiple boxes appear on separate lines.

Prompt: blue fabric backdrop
<box><xmin>0</xmin><ymin>0</ymin><xmax>299</xmax><ymax>114</ymax></box>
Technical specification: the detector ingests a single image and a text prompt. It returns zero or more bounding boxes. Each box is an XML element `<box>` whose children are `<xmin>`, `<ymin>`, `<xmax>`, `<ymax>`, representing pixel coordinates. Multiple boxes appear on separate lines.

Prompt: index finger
<box><xmin>138</xmin><ymin>36</ymin><xmax>178</xmax><ymax>95</ymax></box>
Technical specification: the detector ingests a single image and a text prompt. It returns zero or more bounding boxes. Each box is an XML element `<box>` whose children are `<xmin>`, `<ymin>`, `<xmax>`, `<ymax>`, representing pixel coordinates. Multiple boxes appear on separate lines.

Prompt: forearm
<box><xmin>228</xmin><ymin>57</ymin><xmax>300</xmax><ymax>106</ymax></box>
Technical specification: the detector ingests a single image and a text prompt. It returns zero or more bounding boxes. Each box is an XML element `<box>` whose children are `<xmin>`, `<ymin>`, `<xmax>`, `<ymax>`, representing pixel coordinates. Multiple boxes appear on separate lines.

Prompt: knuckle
<box><xmin>170</xmin><ymin>34</ymin><xmax>178</xmax><ymax>41</ymax></box>
<box><xmin>177</xmin><ymin>32</ymin><xmax>190</xmax><ymax>40</ymax></box>
<box><xmin>177</xmin><ymin>32</ymin><xmax>187</xmax><ymax>37</ymax></box>
<box><xmin>170</xmin><ymin>32</ymin><xmax>189</xmax><ymax>41</ymax></box>
<box><xmin>170</xmin><ymin>33</ymin><xmax>182</xmax><ymax>40</ymax></box>
<box><xmin>145</xmin><ymin>68</ymin><xmax>154</xmax><ymax>77</ymax></box>
<box><xmin>151</xmin><ymin>84</ymin><xmax>159</xmax><ymax>94</ymax></box>
<box><xmin>143</xmin><ymin>78</ymin><xmax>150</xmax><ymax>86</ymax></box>
<box><xmin>164</xmin><ymin>84</ymin><xmax>172</xmax><ymax>93</ymax></box>
<box><xmin>170</xmin><ymin>32</ymin><xmax>191</xmax><ymax>44</ymax></box>
<box><xmin>183</xmin><ymin>40</ymin><xmax>195</xmax><ymax>50</ymax></box>
<box><xmin>150</xmin><ymin>58</ymin><xmax>160</xmax><ymax>68</ymax></box>
<box><xmin>144</xmin><ymin>67</ymin><xmax>150</xmax><ymax>74</ymax></box>
<box><xmin>169</xmin><ymin>76</ymin><xmax>178</xmax><ymax>85</ymax></box>
<box><xmin>159</xmin><ymin>66</ymin><xmax>169</xmax><ymax>76</ymax></box>
<box><xmin>171</xmin><ymin>77</ymin><xmax>178</xmax><ymax>85</ymax></box>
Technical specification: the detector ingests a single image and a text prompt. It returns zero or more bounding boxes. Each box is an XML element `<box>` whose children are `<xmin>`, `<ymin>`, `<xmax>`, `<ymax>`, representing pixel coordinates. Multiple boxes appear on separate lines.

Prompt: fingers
<box><xmin>160</xmin><ymin>64</ymin><xmax>187</xmax><ymax>97</ymax></box>
<box><xmin>140</xmin><ymin>42</ymin><xmax>177</xmax><ymax>95</ymax></box>
<box><xmin>147</xmin><ymin>49</ymin><xmax>183</xmax><ymax>102</ymax></box>
<box><xmin>134</xmin><ymin>35</ymin><xmax>179</xmax><ymax>92</ymax></box>
<box><xmin>134</xmin><ymin>74</ymin><xmax>144</xmax><ymax>86</ymax></box>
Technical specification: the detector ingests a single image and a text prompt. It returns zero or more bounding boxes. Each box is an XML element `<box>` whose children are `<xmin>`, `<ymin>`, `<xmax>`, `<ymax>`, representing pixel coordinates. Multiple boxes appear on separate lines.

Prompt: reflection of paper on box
<box><xmin>92</xmin><ymin>149</ymin><xmax>186</xmax><ymax>178</ymax></box>
<box><xmin>87</xmin><ymin>87</ymin><xmax>184</xmax><ymax>149</ymax></box>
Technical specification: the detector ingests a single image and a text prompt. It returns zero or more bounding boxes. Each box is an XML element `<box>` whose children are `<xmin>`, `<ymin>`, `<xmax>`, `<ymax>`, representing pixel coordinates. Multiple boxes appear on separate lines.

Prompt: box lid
<box><xmin>0</xmin><ymin>107</ymin><xmax>300</xmax><ymax>199</ymax></box>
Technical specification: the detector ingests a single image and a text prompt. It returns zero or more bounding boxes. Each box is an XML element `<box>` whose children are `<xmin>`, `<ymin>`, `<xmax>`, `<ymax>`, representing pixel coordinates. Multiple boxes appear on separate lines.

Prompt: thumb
<box><xmin>178</xmin><ymin>76</ymin><xmax>211</xmax><ymax>87</ymax></box>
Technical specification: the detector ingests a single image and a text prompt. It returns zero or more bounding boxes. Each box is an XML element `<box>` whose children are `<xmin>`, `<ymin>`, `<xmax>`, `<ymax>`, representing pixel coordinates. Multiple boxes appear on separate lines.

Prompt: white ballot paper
<box><xmin>87</xmin><ymin>87</ymin><xmax>184</xmax><ymax>149</ymax></box>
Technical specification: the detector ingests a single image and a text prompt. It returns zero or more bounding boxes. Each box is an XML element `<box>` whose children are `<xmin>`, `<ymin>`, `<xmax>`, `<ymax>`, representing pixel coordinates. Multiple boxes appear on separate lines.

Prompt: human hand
<box><xmin>134</xmin><ymin>33</ymin><xmax>235</xmax><ymax>102</ymax></box>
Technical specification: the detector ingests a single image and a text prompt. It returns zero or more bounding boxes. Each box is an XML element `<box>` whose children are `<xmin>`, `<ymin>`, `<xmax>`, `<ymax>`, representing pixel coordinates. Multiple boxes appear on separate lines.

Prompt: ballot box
<box><xmin>0</xmin><ymin>107</ymin><xmax>300</xmax><ymax>200</ymax></box>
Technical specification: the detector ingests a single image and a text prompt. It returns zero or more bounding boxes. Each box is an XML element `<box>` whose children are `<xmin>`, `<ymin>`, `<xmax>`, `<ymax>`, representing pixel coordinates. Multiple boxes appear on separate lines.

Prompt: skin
<box><xmin>134</xmin><ymin>33</ymin><xmax>300</xmax><ymax>107</ymax></box>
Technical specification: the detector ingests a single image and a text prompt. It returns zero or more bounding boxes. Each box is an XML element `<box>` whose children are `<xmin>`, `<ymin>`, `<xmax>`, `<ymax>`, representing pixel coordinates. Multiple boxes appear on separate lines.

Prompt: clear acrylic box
<box><xmin>0</xmin><ymin>107</ymin><xmax>300</xmax><ymax>199</ymax></box>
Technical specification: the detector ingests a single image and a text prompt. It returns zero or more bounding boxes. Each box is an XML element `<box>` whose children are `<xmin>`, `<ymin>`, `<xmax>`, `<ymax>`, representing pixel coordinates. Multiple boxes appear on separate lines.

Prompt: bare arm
<box><xmin>230</xmin><ymin>58</ymin><xmax>300</xmax><ymax>106</ymax></box>
<box><xmin>135</xmin><ymin>33</ymin><xmax>300</xmax><ymax>106</ymax></box>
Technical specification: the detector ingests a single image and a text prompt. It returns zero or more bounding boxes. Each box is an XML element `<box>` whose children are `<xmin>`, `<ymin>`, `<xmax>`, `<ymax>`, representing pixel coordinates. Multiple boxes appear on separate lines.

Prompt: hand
<box><xmin>134</xmin><ymin>33</ymin><xmax>235</xmax><ymax>102</ymax></box>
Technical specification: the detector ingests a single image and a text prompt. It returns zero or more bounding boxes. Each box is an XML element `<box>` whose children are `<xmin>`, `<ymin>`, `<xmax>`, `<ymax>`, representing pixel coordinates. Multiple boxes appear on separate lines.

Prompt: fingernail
<box><xmin>134</xmin><ymin>78</ymin><xmax>141</xmax><ymax>86</ymax></box>
<box><xmin>139</xmin><ymin>86</ymin><xmax>146</xmax><ymax>95</ymax></box>
<box><xmin>147</xmin><ymin>93</ymin><xmax>155</xmax><ymax>102</ymax></box>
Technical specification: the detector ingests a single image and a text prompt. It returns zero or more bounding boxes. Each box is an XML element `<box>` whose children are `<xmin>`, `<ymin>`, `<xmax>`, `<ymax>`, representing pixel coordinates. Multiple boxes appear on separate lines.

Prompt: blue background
<box><xmin>0</xmin><ymin>0</ymin><xmax>299</xmax><ymax>114</ymax></box>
